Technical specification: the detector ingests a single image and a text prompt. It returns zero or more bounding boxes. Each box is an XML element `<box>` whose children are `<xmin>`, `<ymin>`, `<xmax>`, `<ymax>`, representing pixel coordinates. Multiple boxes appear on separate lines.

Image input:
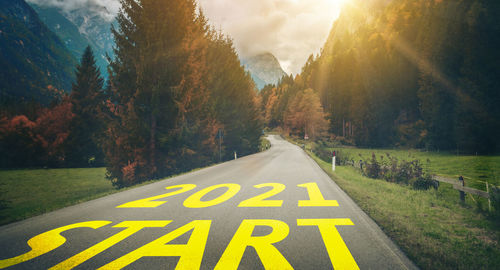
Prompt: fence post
<box><xmin>459</xmin><ymin>176</ymin><xmax>465</xmax><ymax>203</ymax></box>
<box><xmin>486</xmin><ymin>182</ymin><xmax>491</xmax><ymax>212</ymax></box>
<box><xmin>332</xmin><ymin>150</ymin><xmax>336</xmax><ymax>171</ymax></box>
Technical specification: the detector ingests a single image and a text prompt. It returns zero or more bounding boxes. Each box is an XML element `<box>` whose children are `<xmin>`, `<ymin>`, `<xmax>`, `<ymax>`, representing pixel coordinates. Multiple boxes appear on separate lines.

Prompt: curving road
<box><xmin>0</xmin><ymin>135</ymin><xmax>417</xmax><ymax>269</ymax></box>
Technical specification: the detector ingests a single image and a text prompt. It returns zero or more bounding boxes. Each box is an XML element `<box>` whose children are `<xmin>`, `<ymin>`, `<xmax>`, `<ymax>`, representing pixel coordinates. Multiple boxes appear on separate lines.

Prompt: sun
<box><xmin>334</xmin><ymin>0</ymin><xmax>352</xmax><ymax>8</ymax></box>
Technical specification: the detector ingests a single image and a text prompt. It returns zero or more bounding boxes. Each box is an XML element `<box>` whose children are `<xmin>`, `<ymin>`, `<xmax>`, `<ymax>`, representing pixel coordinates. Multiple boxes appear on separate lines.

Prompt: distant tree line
<box><xmin>261</xmin><ymin>0</ymin><xmax>500</xmax><ymax>154</ymax></box>
<box><xmin>0</xmin><ymin>0</ymin><xmax>262</xmax><ymax>187</ymax></box>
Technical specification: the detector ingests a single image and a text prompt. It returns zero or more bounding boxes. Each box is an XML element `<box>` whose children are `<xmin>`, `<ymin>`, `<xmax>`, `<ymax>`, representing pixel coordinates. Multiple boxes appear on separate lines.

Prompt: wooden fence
<box><xmin>433</xmin><ymin>176</ymin><xmax>490</xmax><ymax>198</ymax></box>
<box><xmin>343</xmin><ymin>159</ymin><xmax>494</xmax><ymax>211</ymax></box>
<box><xmin>432</xmin><ymin>175</ymin><xmax>492</xmax><ymax>211</ymax></box>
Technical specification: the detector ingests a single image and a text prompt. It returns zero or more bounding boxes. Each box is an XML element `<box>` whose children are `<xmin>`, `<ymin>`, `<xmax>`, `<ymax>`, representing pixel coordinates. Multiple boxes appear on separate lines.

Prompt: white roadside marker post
<box><xmin>234</xmin><ymin>151</ymin><xmax>237</xmax><ymax>160</ymax></box>
<box><xmin>332</xmin><ymin>150</ymin><xmax>336</xmax><ymax>171</ymax></box>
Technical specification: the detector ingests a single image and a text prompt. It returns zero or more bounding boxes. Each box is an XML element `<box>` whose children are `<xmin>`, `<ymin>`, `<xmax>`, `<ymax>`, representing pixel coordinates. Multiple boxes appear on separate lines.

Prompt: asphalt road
<box><xmin>0</xmin><ymin>135</ymin><xmax>418</xmax><ymax>269</ymax></box>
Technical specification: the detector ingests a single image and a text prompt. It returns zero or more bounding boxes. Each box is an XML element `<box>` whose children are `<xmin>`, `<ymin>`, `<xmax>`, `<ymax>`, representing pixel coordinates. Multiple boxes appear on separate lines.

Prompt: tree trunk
<box><xmin>343</xmin><ymin>118</ymin><xmax>345</xmax><ymax>137</ymax></box>
<box><xmin>150</xmin><ymin>113</ymin><xmax>157</xmax><ymax>176</ymax></box>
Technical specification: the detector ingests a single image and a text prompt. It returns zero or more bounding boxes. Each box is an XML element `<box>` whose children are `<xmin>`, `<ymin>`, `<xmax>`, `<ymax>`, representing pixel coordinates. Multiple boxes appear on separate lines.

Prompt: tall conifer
<box><xmin>66</xmin><ymin>46</ymin><xmax>105</xmax><ymax>167</ymax></box>
<box><xmin>105</xmin><ymin>0</ymin><xmax>218</xmax><ymax>186</ymax></box>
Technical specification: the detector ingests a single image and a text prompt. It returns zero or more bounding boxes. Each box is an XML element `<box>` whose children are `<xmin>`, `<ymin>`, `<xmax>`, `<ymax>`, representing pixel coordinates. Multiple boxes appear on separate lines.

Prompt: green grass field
<box><xmin>333</xmin><ymin>147</ymin><xmax>500</xmax><ymax>189</ymax></box>
<box><xmin>293</xmin><ymin>138</ymin><xmax>500</xmax><ymax>190</ymax></box>
<box><xmin>308</xmin><ymin>153</ymin><xmax>500</xmax><ymax>269</ymax></box>
<box><xmin>0</xmin><ymin>168</ymin><xmax>116</xmax><ymax>225</ymax></box>
<box><xmin>0</xmin><ymin>165</ymin><xmax>220</xmax><ymax>226</ymax></box>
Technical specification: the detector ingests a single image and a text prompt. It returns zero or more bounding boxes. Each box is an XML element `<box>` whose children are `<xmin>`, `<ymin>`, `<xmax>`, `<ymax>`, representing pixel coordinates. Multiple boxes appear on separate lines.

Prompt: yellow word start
<box><xmin>0</xmin><ymin>218</ymin><xmax>359</xmax><ymax>270</ymax></box>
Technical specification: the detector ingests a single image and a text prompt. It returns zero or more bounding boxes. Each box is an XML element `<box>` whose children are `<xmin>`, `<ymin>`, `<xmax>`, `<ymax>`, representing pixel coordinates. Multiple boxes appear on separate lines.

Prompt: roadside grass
<box><xmin>307</xmin><ymin>150</ymin><xmax>500</xmax><ymax>269</ymax></box>
<box><xmin>0</xmin><ymin>165</ymin><xmax>212</xmax><ymax>226</ymax></box>
<box><xmin>260</xmin><ymin>136</ymin><xmax>271</xmax><ymax>151</ymax></box>
<box><xmin>0</xmin><ymin>168</ymin><xmax>114</xmax><ymax>225</ymax></box>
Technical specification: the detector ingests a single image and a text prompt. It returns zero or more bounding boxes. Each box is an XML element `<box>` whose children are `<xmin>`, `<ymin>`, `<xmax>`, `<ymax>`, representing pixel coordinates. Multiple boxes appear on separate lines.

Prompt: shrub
<box><xmin>312</xmin><ymin>145</ymin><xmax>354</xmax><ymax>166</ymax></box>
<box><xmin>314</xmin><ymin>146</ymin><xmax>333</xmax><ymax>163</ymax></box>
<box><xmin>364</xmin><ymin>153</ymin><xmax>381</xmax><ymax>178</ymax></box>
<box><xmin>336</xmin><ymin>150</ymin><xmax>354</xmax><ymax>166</ymax></box>
<box><xmin>359</xmin><ymin>152</ymin><xmax>436</xmax><ymax>190</ymax></box>
<box><xmin>411</xmin><ymin>174</ymin><xmax>439</xmax><ymax>190</ymax></box>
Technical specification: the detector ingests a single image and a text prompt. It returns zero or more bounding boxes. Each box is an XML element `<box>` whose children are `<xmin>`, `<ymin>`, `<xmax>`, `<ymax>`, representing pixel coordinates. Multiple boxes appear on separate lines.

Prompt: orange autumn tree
<box><xmin>264</xmin><ymin>88</ymin><xmax>278</xmax><ymax>126</ymax></box>
<box><xmin>35</xmin><ymin>99</ymin><xmax>74</xmax><ymax>166</ymax></box>
<box><xmin>0</xmin><ymin>98</ymin><xmax>74</xmax><ymax>168</ymax></box>
<box><xmin>284</xmin><ymin>88</ymin><xmax>329</xmax><ymax>139</ymax></box>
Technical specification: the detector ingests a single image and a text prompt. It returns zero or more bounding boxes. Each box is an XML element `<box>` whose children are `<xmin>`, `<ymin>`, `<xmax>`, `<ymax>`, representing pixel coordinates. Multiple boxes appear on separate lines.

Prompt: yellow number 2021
<box><xmin>116</xmin><ymin>184</ymin><xmax>196</xmax><ymax>208</ymax></box>
<box><xmin>297</xmin><ymin>182</ymin><xmax>339</xmax><ymax>207</ymax></box>
<box><xmin>238</xmin><ymin>183</ymin><xmax>285</xmax><ymax>207</ymax></box>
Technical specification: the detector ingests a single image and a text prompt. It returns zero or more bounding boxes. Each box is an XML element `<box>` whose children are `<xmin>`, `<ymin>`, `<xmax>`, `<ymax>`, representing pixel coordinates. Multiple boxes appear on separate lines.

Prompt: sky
<box><xmin>197</xmin><ymin>0</ymin><xmax>344</xmax><ymax>74</ymax></box>
<box><xmin>27</xmin><ymin>0</ymin><xmax>345</xmax><ymax>74</ymax></box>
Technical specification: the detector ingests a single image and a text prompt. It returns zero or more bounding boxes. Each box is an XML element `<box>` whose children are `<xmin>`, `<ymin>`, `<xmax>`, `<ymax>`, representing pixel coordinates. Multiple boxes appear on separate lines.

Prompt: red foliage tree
<box><xmin>0</xmin><ymin>98</ymin><xmax>74</xmax><ymax>168</ymax></box>
<box><xmin>35</xmin><ymin>99</ymin><xmax>74</xmax><ymax>166</ymax></box>
<box><xmin>0</xmin><ymin>115</ymin><xmax>42</xmax><ymax>167</ymax></box>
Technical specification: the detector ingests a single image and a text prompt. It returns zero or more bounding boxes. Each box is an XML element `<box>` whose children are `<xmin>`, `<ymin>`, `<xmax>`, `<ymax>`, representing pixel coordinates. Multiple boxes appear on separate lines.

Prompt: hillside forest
<box><xmin>0</xmin><ymin>0</ymin><xmax>262</xmax><ymax>187</ymax></box>
<box><xmin>261</xmin><ymin>0</ymin><xmax>500</xmax><ymax>154</ymax></box>
<box><xmin>1</xmin><ymin>0</ymin><xmax>500</xmax><ymax>187</ymax></box>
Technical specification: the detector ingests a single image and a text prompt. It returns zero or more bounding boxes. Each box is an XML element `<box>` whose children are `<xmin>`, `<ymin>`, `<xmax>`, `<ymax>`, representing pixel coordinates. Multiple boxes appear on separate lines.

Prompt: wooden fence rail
<box><xmin>432</xmin><ymin>176</ymin><xmax>490</xmax><ymax>199</ymax></box>
<box><xmin>346</xmin><ymin>160</ymin><xmax>493</xmax><ymax>211</ymax></box>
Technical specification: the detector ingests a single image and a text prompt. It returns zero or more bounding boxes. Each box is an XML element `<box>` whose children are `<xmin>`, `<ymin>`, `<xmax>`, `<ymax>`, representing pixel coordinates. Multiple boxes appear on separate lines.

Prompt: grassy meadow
<box><xmin>333</xmin><ymin>147</ymin><xmax>500</xmax><ymax>190</ymax></box>
<box><xmin>0</xmin><ymin>168</ymin><xmax>115</xmax><ymax>225</ymax></box>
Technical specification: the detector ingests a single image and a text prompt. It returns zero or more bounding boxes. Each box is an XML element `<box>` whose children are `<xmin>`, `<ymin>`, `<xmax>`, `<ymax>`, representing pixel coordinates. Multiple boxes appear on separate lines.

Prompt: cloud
<box><xmin>26</xmin><ymin>0</ymin><xmax>121</xmax><ymax>21</ymax></box>
<box><xmin>27</xmin><ymin>0</ymin><xmax>342</xmax><ymax>74</ymax></box>
<box><xmin>198</xmin><ymin>0</ymin><xmax>343</xmax><ymax>74</ymax></box>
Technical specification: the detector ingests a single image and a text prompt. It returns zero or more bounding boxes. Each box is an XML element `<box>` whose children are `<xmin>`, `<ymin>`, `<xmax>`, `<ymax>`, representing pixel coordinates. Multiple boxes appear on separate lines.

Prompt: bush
<box><xmin>411</xmin><ymin>174</ymin><xmax>439</xmax><ymax>190</ymax></box>
<box><xmin>311</xmin><ymin>145</ymin><xmax>353</xmax><ymax>166</ymax></box>
<box><xmin>335</xmin><ymin>150</ymin><xmax>354</xmax><ymax>166</ymax></box>
<box><xmin>360</xmin><ymin>152</ymin><xmax>436</xmax><ymax>190</ymax></box>
<box><xmin>364</xmin><ymin>153</ymin><xmax>381</xmax><ymax>178</ymax></box>
<box><xmin>314</xmin><ymin>146</ymin><xmax>332</xmax><ymax>163</ymax></box>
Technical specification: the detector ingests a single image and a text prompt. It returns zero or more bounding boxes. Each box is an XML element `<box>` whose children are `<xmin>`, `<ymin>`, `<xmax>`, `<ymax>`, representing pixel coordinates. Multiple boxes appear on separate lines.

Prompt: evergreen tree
<box><xmin>105</xmin><ymin>0</ymin><xmax>218</xmax><ymax>186</ymax></box>
<box><xmin>66</xmin><ymin>46</ymin><xmax>105</xmax><ymax>167</ymax></box>
<box><xmin>206</xmin><ymin>32</ymin><xmax>262</xmax><ymax>159</ymax></box>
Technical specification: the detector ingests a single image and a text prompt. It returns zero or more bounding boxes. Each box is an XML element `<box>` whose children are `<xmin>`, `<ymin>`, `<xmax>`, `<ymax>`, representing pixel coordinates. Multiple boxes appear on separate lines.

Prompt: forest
<box><xmin>261</xmin><ymin>0</ymin><xmax>500</xmax><ymax>154</ymax></box>
<box><xmin>0</xmin><ymin>0</ymin><xmax>262</xmax><ymax>187</ymax></box>
<box><xmin>2</xmin><ymin>0</ymin><xmax>499</xmax><ymax>187</ymax></box>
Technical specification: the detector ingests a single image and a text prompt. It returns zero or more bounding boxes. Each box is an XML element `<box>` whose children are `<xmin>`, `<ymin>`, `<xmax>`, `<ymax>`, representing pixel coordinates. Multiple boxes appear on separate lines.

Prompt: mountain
<box><xmin>0</xmin><ymin>0</ymin><xmax>77</xmax><ymax>103</ymax></box>
<box><xmin>27</xmin><ymin>2</ymin><xmax>115</xmax><ymax>78</ymax></box>
<box><xmin>243</xmin><ymin>53</ymin><xmax>287</xmax><ymax>90</ymax></box>
<box><xmin>29</xmin><ymin>4</ymin><xmax>91</xmax><ymax>61</ymax></box>
<box><xmin>64</xmin><ymin>6</ymin><xmax>115</xmax><ymax>71</ymax></box>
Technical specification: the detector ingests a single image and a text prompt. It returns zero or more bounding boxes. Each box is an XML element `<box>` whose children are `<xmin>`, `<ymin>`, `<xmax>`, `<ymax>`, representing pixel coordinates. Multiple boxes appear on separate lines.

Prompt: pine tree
<box><xmin>206</xmin><ymin>32</ymin><xmax>262</xmax><ymax>159</ymax></box>
<box><xmin>105</xmin><ymin>0</ymin><xmax>218</xmax><ymax>186</ymax></box>
<box><xmin>66</xmin><ymin>46</ymin><xmax>105</xmax><ymax>167</ymax></box>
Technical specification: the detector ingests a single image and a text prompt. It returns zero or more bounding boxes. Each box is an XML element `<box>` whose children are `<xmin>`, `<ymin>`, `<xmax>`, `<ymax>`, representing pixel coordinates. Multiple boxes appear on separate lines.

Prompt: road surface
<box><xmin>0</xmin><ymin>135</ymin><xmax>417</xmax><ymax>269</ymax></box>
